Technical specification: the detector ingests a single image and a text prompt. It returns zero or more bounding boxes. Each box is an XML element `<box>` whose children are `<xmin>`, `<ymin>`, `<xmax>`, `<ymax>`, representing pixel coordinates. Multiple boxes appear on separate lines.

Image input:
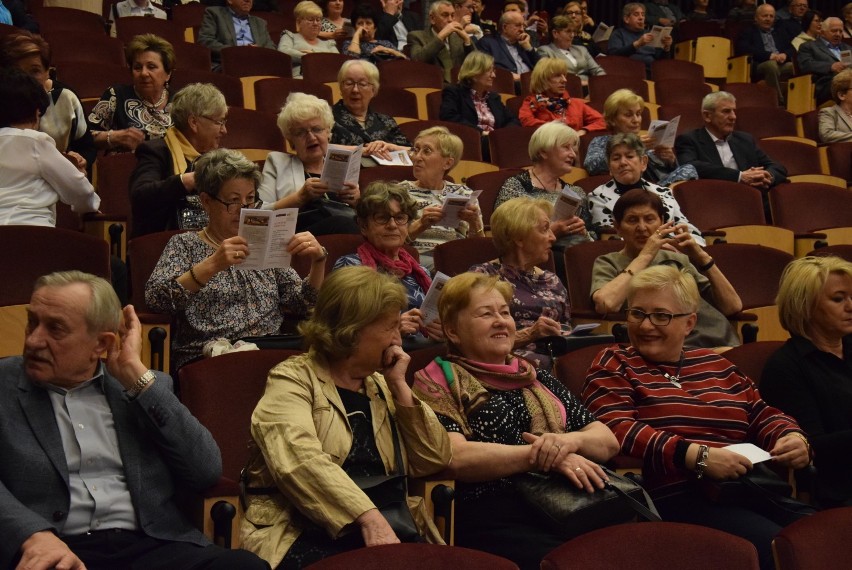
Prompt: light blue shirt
<box><xmin>230</xmin><ymin>8</ymin><xmax>255</xmax><ymax>46</ymax></box>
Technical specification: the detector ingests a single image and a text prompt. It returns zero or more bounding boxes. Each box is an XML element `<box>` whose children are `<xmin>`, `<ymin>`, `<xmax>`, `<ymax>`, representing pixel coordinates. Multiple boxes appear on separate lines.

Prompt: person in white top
<box><xmin>112</xmin><ymin>0</ymin><xmax>167</xmax><ymax>19</ymax></box>
<box><xmin>0</xmin><ymin>68</ymin><xmax>100</xmax><ymax>227</ymax></box>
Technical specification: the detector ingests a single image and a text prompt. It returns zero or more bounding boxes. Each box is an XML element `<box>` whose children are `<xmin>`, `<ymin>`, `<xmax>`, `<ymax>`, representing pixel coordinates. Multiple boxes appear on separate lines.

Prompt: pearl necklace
<box><xmin>135</xmin><ymin>86</ymin><xmax>168</xmax><ymax>110</ymax></box>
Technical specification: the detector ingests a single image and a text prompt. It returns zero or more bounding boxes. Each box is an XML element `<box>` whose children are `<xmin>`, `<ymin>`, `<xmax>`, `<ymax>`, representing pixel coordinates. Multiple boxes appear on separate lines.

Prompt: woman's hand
<box><xmin>114</xmin><ymin>127</ymin><xmax>145</xmax><ymax>151</ymax></box>
<box><xmin>654</xmin><ymin>145</ymin><xmax>677</xmax><ymax>166</ymax></box>
<box><xmin>417</xmin><ymin>206</ymin><xmax>445</xmax><ymax>230</ymax></box>
<box><xmin>356</xmin><ymin>508</ymin><xmax>401</xmax><ymax>547</ymax></box>
<box><xmin>703</xmin><ymin>447</ymin><xmax>752</xmax><ymax>481</ymax></box>
<box><xmin>400</xmin><ymin>309</ymin><xmax>423</xmax><ymax>336</ymax></box>
<box><xmin>638</xmin><ymin>219</ymin><xmax>679</xmax><ymax>258</ymax></box>
<box><xmin>424</xmin><ymin>318</ymin><xmax>444</xmax><ymax>340</ymax></box>
<box><xmin>208</xmin><ymin>236</ymin><xmax>250</xmax><ymax>272</ymax></box>
<box><xmin>296</xmin><ymin>177</ymin><xmax>330</xmax><ymax>206</ymax></box>
<box><xmin>364</xmin><ymin>140</ymin><xmax>393</xmax><ymax>161</ymax></box>
<box><xmin>521</xmin><ymin>315</ymin><xmax>562</xmax><ymax>343</ymax></box>
<box><xmin>770</xmin><ymin>434</ymin><xmax>810</xmax><ymax>470</ymax></box>
<box><xmin>557</xmin><ymin>452</ymin><xmax>609</xmax><ymax>492</ymax></box>
<box><xmin>338</xmin><ymin>182</ymin><xmax>360</xmax><ymax>205</ymax></box>
<box><xmin>661</xmin><ymin>223</ymin><xmax>704</xmax><ymax>260</ymax></box>
<box><xmin>380</xmin><ymin>344</ymin><xmax>410</xmax><ymax>388</ymax></box>
<box><xmin>458</xmin><ymin>202</ymin><xmax>482</xmax><ymax>229</ymax></box>
<box><xmin>181</xmin><ymin>172</ymin><xmax>196</xmax><ymax>191</ymax></box>
<box><xmin>552</xmin><ymin>216</ymin><xmax>586</xmax><ymax>237</ymax></box>
<box><xmin>288</xmin><ymin>231</ymin><xmax>326</xmax><ymax>262</ymax></box>
<box><xmin>522</xmin><ymin>431</ymin><xmax>580</xmax><ymax>471</ymax></box>
<box><xmin>64</xmin><ymin>151</ymin><xmax>87</xmax><ymax>173</ymax></box>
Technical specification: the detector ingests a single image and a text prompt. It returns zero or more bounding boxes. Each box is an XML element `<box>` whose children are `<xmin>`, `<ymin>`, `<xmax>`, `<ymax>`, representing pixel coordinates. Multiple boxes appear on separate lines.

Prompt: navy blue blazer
<box><xmin>675</xmin><ymin>128</ymin><xmax>787</xmax><ymax>187</ymax></box>
<box><xmin>735</xmin><ymin>24</ymin><xmax>795</xmax><ymax>65</ymax></box>
<box><xmin>439</xmin><ymin>84</ymin><xmax>519</xmax><ymax>132</ymax></box>
<box><xmin>477</xmin><ymin>34</ymin><xmax>539</xmax><ymax>75</ymax></box>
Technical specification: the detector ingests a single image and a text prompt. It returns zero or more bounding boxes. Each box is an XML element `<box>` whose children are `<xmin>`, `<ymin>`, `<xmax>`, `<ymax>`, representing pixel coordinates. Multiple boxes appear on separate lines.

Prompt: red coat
<box><xmin>518</xmin><ymin>90</ymin><xmax>606</xmax><ymax>132</ymax></box>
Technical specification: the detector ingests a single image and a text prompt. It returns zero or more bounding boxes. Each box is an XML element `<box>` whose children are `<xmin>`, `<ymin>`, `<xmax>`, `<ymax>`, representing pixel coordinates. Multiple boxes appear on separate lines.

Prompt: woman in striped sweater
<box><xmin>582</xmin><ymin>264</ymin><xmax>811</xmax><ymax>570</ymax></box>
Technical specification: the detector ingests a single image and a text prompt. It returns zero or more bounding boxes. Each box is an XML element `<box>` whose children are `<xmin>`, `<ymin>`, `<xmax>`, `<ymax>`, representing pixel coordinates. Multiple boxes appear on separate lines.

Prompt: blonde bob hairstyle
<box><xmin>294</xmin><ymin>0</ymin><xmax>323</xmax><ymax>20</ymax></box>
<box><xmin>276</xmin><ymin>91</ymin><xmax>334</xmax><ymax>138</ymax></box>
<box><xmin>458</xmin><ymin>50</ymin><xmax>495</xmax><ymax>87</ymax></box>
<box><xmin>170</xmin><ymin>83</ymin><xmax>226</xmax><ymax>131</ymax></box>
<box><xmin>529</xmin><ymin>57</ymin><xmax>570</xmax><ymax>94</ymax></box>
<box><xmin>299</xmin><ymin>266</ymin><xmax>407</xmax><ymax>361</ymax></box>
<box><xmin>528</xmin><ymin>121</ymin><xmax>579</xmax><ymax>162</ymax></box>
<box><xmin>337</xmin><ymin>59</ymin><xmax>380</xmax><ymax>94</ymax></box>
<box><xmin>35</xmin><ymin>271</ymin><xmax>121</xmax><ymax>334</ymax></box>
<box><xmin>602</xmin><ymin>88</ymin><xmax>644</xmax><ymax>130</ymax></box>
<box><xmin>776</xmin><ymin>255</ymin><xmax>852</xmax><ymax>338</ymax></box>
<box><xmin>416</xmin><ymin>126</ymin><xmax>463</xmax><ymax>166</ymax></box>
<box><xmin>490</xmin><ymin>197</ymin><xmax>553</xmax><ymax>257</ymax></box>
<box><xmin>627</xmin><ymin>265</ymin><xmax>700</xmax><ymax>314</ymax></box>
<box><xmin>438</xmin><ymin>272</ymin><xmax>514</xmax><ymax>353</ymax></box>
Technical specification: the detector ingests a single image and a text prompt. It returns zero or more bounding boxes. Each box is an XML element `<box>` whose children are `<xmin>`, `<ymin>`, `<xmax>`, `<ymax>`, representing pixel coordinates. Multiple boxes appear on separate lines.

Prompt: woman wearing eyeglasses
<box><xmin>400</xmin><ymin>126</ymin><xmax>483</xmax><ymax>272</ymax></box>
<box><xmin>258</xmin><ymin>92</ymin><xmax>360</xmax><ymax>235</ymax></box>
<box><xmin>582</xmin><ymin>263</ymin><xmax>811</xmax><ymax>570</ymax></box>
<box><xmin>146</xmin><ymin>149</ymin><xmax>327</xmax><ymax>371</ymax></box>
<box><xmin>333</xmin><ymin>182</ymin><xmax>443</xmax><ymax>338</ymax></box>
<box><xmin>591</xmin><ymin>188</ymin><xmax>742</xmax><ymax>349</ymax></box>
<box><xmin>278</xmin><ymin>1</ymin><xmax>339</xmax><ymax>78</ymax></box>
<box><xmin>129</xmin><ymin>82</ymin><xmax>228</xmax><ymax>238</ymax></box>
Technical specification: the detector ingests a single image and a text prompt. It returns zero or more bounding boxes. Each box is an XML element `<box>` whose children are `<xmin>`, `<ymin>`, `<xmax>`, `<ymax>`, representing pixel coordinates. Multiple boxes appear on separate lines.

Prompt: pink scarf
<box><xmin>357</xmin><ymin>241</ymin><xmax>432</xmax><ymax>293</ymax></box>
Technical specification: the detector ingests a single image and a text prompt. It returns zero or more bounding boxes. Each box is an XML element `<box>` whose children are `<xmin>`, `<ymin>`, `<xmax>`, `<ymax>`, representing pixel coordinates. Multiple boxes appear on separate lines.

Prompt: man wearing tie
<box><xmin>798</xmin><ymin>17</ymin><xmax>852</xmax><ymax>104</ymax></box>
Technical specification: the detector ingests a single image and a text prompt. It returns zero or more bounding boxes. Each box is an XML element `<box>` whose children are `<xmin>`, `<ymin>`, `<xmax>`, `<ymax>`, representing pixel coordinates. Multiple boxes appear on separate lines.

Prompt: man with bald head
<box><xmin>798</xmin><ymin>17</ymin><xmax>852</xmax><ymax>104</ymax></box>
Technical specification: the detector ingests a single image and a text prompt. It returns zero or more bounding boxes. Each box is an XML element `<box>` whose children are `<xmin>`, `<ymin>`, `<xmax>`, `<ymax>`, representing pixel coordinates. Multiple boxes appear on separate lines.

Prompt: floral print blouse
<box><xmin>145</xmin><ymin>232</ymin><xmax>317</xmax><ymax>370</ymax></box>
<box><xmin>330</xmin><ymin>100</ymin><xmax>411</xmax><ymax>148</ymax></box>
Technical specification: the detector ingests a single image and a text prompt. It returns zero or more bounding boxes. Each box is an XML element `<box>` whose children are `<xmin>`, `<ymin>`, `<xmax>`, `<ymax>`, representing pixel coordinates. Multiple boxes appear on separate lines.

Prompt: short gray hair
<box><xmin>606</xmin><ymin>132</ymin><xmax>646</xmax><ymax>159</ymax></box>
<box><xmin>194</xmin><ymin>148</ymin><xmax>261</xmax><ymax>198</ymax></box>
<box><xmin>276</xmin><ymin>91</ymin><xmax>334</xmax><ymax>138</ymax></box>
<box><xmin>34</xmin><ymin>271</ymin><xmax>121</xmax><ymax>334</ymax></box>
<box><xmin>702</xmin><ymin>90</ymin><xmax>736</xmax><ymax>112</ymax></box>
<box><xmin>822</xmin><ymin>16</ymin><xmax>842</xmax><ymax>32</ymax></box>
<box><xmin>528</xmin><ymin>121</ymin><xmax>579</xmax><ymax>162</ymax></box>
<box><xmin>337</xmin><ymin>59</ymin><xmax>380</xmax><ymax>94</ymax></box>
<box><xmin>430</xmin><ymin>0</ymin><xmax>453</xmax><ymax>16</ymax></box>
<box><xmin>170</xmin><ymin>83</ymin><xmax>227</xmax><ymax>131</ymax></box>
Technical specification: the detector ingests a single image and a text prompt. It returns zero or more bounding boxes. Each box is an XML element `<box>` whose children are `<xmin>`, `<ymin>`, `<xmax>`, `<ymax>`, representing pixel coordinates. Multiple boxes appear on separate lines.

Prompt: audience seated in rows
<box><xmin>519</xmin><ymin>58</ymin><xmax>604</xmax><ymax>135</ymax></box>
<box><xmin>129</xmin><ymin>83</ymin><xmax>228</xmax><ymax>237</ymax></box>
<box><xmin>583</xmin><ymin>263</ymin><xmax>811</xmax><ymax>570</ymax></box>
<box><xmin>145</xmin><ymin>148</ymin><xmax>326</xmax><ymax>371</ymax></box>
<box><xmin>453</xmin><ymin>0</ymin><xmax>484</xmax><ymax>41</ymax></box>
<box><xmin>197</xmin><ymin>0</ymin><xmax>276</xmax><ymax>71</ymax></box>
<box><xmin>89</xmin><ymin>34</ymin><xmax>175</xmax><ymax>154</ymax></box>
<box><xmin>565</xmin><ymin>1</ymin><xmax>600</xmax><ymax>57</ymax></box>
<box><xmin>585</xmin><ymin>89</ymin><xmax>697</xmax><ymax>187</ymax></box>
<box><xmin>819</xmin><ymin>69</ymin><xmax>852</xmax><ymax>143</ymax></box>
<box><xmin>537</xmin><ymin>15</ymin><xmax>604</xmax><ymax>89</ymax></box>
<box><xmin>798</xmin><ymin>17</ymin><xmax>852</xmax><ymax>105</ymax></box>
<box><xmin>332</xmin><ymin>182</ymin><xmax>443</xmax><ymax>339</ymax></box>
<box><xmin>257</xmin><ymin>92</ymin><xmax>360</xmax><ymax>235</ymax></box>
<box><xmin>644</xmin><ymin>0</ymin><xmax>685</xmax><ymax>28</ymax></box>
<box><xmin>412</xmin><ymin>271</ymin><xmax>619</xmax><ymax>569</ymax></box>
<box><xmin>776</xmin><ymin>0</ymin><xmax>809</xmax><ymax>35</ymax></box>
<box><xmin>591</xmin><ymin>188</ymin><xmax>740</xmax><ymax>349</ymax></box>
<box><xmin>408</xmin><ymin>0</ymin><xmax>474</xmax><ymax>85</ymax></box>
<box><xmin>278</xmin><ymin>0</ymin><xmax>338</xmax><ymax>78</ymax></box>
<box><xmin>343</xmin><ymin>4</ymin><xmax>406</xmax><ymax>62</ymax></box>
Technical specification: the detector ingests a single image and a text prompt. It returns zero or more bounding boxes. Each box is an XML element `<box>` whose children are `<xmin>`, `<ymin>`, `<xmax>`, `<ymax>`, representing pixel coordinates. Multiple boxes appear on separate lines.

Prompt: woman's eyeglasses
<box><xmin>290</xmin><ymin>126</ymin><xmax>328</xmax><ymax>138</ymax></box>
<box><xmin>371</xmin><ymin>212</ymin><xmax>409</xmax><ymax>225</ymax></box>
<box><xmin>626</xmin><ymin>308</ymin><xmax>691</xmax><ymax>326</ymax></box>
<box><xmin>211</xmin><ymin>196</ymin><xmax>263</xmax><ymax>214</ymax></box>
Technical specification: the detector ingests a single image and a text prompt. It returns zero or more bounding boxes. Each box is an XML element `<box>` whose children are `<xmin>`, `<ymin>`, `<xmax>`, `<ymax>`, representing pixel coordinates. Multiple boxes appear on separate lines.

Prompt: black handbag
<box><xmin>513</xmin><ymin>466</ymin><xmax>661</xmax><ymax>537</ymax></box>
<box><xmin>297</xmin><ymin>195</ymin><xmax>356</xmax><ymax>232</ymax></box>
<box><xmin>349</xmin><ymin>411</ymin><xmax>424</xmax><ymax>543</ymax></box>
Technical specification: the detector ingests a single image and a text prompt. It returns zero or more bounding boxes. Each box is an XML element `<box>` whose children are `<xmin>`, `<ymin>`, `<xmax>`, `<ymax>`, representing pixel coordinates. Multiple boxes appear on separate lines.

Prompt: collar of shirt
<box><xmin>228</xmin><ymin>7</ymin><xmax>249</xmax><ymax>21</ymax></box>
<box><xmin>42</xmin><ymin>362</ymin><xmax>107</xmax><ymax>395</ymax></box>
<box><xmin>706</xmin><ymin>128</ymin><xmax>729</xmax><ymax>144</ymax></box>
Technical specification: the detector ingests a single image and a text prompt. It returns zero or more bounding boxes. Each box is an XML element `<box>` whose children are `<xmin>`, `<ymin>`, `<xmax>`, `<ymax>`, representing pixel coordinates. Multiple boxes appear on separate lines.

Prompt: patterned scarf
<box><xmin>532</xmin><ymin>93</ymin><xmax>568</xmax><ymax>117</ymax></box>
<box><xmin>412</xmin><ymin>355</ymin><xmax>566</xmax><ymax>438</ymax></box>
<box><xmin>357</xmin><ymin>240</ymin><xmax>432</xmax><ymax>294</ymax></box>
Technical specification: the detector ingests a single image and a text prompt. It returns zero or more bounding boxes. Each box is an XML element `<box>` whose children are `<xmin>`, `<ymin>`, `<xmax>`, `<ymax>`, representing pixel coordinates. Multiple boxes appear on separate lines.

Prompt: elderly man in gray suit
<box><xmin>798</xmin><ymin>17</ymin><xmax>852</xmax><ymax>104</ymax></box>
<box><xmin>198</xmin><ymin>0</ymin><xmax>277</xmax><ymax>71</ymax></box>
<box><xmin>0</xmin><ymin>271</ymin><xmax>268</xmax><ymax>570</ymax></box>
<box><xmin>408</xmin><ymin>0</ymin><xmax>475</xmax><ymax>84</ymax></box>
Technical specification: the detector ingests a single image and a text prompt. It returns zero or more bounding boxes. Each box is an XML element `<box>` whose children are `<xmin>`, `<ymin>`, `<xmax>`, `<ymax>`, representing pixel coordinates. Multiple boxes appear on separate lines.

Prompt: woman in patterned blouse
<box><xmin>413</xmin><ymin>272</ymin><xmax>618</xmax><ymax>569</ymax></box>
<box><xmin>145</xmin><ymin>149</ymin><xmax>328</xmax><ymax>371</ymax></box>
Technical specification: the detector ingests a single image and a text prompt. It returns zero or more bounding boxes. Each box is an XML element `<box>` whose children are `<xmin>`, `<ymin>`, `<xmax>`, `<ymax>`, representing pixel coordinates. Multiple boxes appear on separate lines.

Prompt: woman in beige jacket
<box><xmin>241</xmin><ymin>266</ymin><xmax>452</xmax><ymax>569</ymax></box>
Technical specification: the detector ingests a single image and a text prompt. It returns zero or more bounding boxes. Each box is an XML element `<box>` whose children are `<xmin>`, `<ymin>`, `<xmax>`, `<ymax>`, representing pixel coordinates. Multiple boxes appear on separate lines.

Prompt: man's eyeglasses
<box><xmin>372</xmin><ymin>212</ymin><xmax>410</xmax><ymax>225</ymax></box>
<box><xmin>290</xmin><ymin>126</ymin><xmax>328</xmax><ymax>138</ymax></box>
<box><xmin>211</xmin><ymin>196</ymin><xmax>262</xmax><ymax>214</ymax></box>
<box><xmin>626</xmin><ymin>308</ymin><xmax>692</xmax><ymax>326</ymax></box>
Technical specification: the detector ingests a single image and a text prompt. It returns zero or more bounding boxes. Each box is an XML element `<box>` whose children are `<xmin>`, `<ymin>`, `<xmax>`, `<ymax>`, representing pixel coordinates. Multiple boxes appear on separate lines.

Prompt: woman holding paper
<box><xmin>146</xmin><ymin>149</ymin><xmax>327</xmax><ymax>371</ymax></box>
<box><xmin>333</xmin><ymin>181</ymin><xmax>442</xmax><ymax>338</ymax></box>
<box><xmin>582</xmin><ymin>263</ymin><xmax>811</xmax><ymax>570</ymax></box>
<box><xmin>401</xmin><ymin>126</ymin><xmax>484</xmax><ymax>272</ymax></box>
<box><xmin>469</xmin><ymin>197</ymin><xmax>573</xmax><ymax>370</ymax></box>
<box><xmin>583</xmin><ymin>89</ymin><xmax>697</xmax><ymax>186</ymax></box>
<box><xmin>258</xmin><ymin>92</ymin><xmax>360</xmax><ymax>235</ymax></box>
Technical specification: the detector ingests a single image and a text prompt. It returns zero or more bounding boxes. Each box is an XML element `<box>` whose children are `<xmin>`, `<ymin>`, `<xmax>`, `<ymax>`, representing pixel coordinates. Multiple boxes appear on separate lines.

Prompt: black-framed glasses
<box><xmin>626</xmin><ymin>308</ymin><xmax>692</xmax><ymax>327</ymax></box>
<box><xmin>210</xmin><ymin>196</ymin><xmax>262</xmax><ymax>214</ymax></box>
<box><xmin>372</xmin><ymin>212</ymin><xmax>409</xmax><ymax>225</ymax></box>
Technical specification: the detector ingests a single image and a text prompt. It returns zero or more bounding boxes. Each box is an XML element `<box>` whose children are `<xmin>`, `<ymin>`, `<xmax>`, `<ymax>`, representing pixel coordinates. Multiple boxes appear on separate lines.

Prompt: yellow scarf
<box><xmin>164</xmin><ymin>127</ymin><xmax>200</xmax><ymax>176</ymax></box>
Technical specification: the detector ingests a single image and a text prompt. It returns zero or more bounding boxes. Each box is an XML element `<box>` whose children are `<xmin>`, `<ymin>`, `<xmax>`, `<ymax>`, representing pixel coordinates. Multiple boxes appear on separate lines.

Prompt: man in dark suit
<box><xmin>0</xmin><ymin>271</ymin><xmax>268</xmax><ymax>570</ymax></box>
<box><xmin>376</xmin><ymin>0</ymin><xmax>421</xmax><ymax>51</ymax></box>
<box><xmin>198</xmin><ymin>0</ymin><xmax>277</xmax><ymax>70</ymax></box>
<box><xmin>408</xmin><ymin>0</ymin><xmax>475</xmax><ymax>84</ymax></box>
<box><xmin>798</xmin><ymin>17</ymin><xmax>852</xmax><ymax>105</ymax></box>
<box><xmin>477</xmin><ymin>10</ymin><xmax>538</xmax><ymax>83</ymax></box>
<box><xmin>675</xmin><ymin>91</ymin><xmax>787</xmax><ymax>191</ymax></box>
<box><xmin>734</xmin><ymin>3</ymin><xmax>795</xmax><ymax>106</ymax></box>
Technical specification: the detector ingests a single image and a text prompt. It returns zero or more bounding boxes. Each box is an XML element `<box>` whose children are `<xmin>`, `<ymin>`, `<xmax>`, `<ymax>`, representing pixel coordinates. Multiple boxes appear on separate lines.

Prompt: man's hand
<box><xmin>106</xmin><ymin>305</ymin><xmax>149</xmax><ymax>389</ymax></box>
<box><xmin>518</xmin><ymin>32</ymin><xmax>532</xmax><ymax>51</ymax></box>
<box><xmin>17</xmin><ymin>531</ymin><xmax>86</xmax><ymax>570</ymax></box>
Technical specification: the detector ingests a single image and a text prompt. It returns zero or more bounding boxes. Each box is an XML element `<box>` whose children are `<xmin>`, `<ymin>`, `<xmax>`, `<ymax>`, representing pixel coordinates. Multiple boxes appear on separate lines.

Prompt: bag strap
<box><xmin>603</xmin><ymin>468</ymin><xmax>662</xmax><ymax>522</ymax></box>
<box><xmin>376</xmin><ymin>385</ymin><xmax>406</xmax><ymax>477</ymax></box>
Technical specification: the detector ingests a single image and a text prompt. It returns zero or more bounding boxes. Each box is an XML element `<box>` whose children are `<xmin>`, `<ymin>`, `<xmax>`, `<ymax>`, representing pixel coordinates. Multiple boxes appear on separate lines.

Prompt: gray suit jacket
<box><xmin>797</xmin><ymin>38</ymin><xmax>852</xmax><ymax>102</ymax></box>
<box><xmin>408</xmin><ymin>27</ymin><xmax>474</xmax><ymax>84</ymax></box>
<box><xmin>0</xmin><ymin>358</ymin><xmax>222</xmax><ymax>568</ymax></box>
<box><xmin>198</xmin><ymin>6</ymin><xmax>276</xmax><ymax>64</ymax></box>
<box><xmin>536</xmin><ymin>43</ymin><xmax>605</xmax><ymax>80</ymax></box>
<box><xmin>818</xmin><ymin>104</ymin><xmax>852</xmax><ymax>144</ymax></box>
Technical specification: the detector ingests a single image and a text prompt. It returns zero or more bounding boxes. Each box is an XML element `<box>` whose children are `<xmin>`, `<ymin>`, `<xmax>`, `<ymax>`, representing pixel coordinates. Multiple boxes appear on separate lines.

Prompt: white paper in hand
<box><xmin>420</xmin><ymin>272</ymin><xmax>451</xmax><ymax>325</ymax></box>
<box><xmin>552</xmin><ymin>187</ymin><xmax>583</xmax><ymax>221</ymax></box>
<box><xmin>723</xmin><ymin>443</ymin><xmax>772</xmax><ymax>464</ymax></box>
<box><xmin>237</xmin><ymin>208</ymin><xmax>298</xmax><ymax>270</ymax></box>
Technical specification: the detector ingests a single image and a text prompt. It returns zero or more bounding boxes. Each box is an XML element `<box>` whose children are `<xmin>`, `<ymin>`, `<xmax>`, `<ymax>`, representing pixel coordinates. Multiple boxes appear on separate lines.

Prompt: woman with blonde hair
<box><xmin>278</xmin><ymin>0</ymin><xmax>339</xmax><ymax>78</ymax></box>
<box><xmin>583</xmin><ymin>88</ymin><xmax>697</xmax><ymax>186</ymax></box>
<box><xmin>761</xmin><ymin>255</ymin><xmax>852</xmax><ymax>508</ymax></box>
<box><xmin>519</xmin><ymin>57</ymin><xmax>605</xmax><ymax>135</ymax></box>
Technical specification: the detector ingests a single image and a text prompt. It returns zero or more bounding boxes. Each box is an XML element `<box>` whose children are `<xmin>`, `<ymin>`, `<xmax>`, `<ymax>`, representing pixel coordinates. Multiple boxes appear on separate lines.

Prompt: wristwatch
<box><xmin>695</xmin><ymin>444</ymin><xmax>710</xmax><ymax>479</ymax></box>
<box><xmin>128</xmin><ymin>369</ymin><xmax>156</xmax><ymax>399</ymax></box>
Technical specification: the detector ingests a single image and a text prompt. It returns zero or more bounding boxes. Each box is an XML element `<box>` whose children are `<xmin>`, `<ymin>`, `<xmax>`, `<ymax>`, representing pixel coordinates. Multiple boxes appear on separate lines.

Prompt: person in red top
<box><xmin>519</xmin><ymin>58</ymin><xmax>605</xmax><ymax>136</ymax></box>
<box><xmin>582</xmin><ymin>264</ymin><xmax>812</xmax><ymax>570</ymax></box>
